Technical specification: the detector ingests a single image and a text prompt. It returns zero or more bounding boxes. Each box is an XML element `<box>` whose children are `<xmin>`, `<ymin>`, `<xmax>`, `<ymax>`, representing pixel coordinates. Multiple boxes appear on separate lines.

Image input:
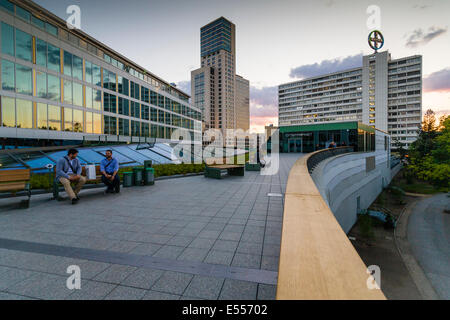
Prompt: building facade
<box><xmin>235</xmin><ymin>74</ymin><xmax>249</xmax><ymax>132</ymax></box>
<box><xmin>278</xmin><ymin>51</ymin><xmax>422</xmax><ymax>148</ymax></box>
<box><xmin>191</xmin><ymin>17</ymin><xmax>250</xmax><ymax>141</ymax></box>
<box><xmin>0</xmin><ymin>0</ymin><xmax>202</xmax><ymax>148</ymax></box>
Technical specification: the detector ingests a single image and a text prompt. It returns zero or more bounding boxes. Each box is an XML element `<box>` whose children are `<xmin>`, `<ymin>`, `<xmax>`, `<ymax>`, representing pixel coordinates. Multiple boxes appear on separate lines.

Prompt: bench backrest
<box><xmin>0</xmin><ymin>169</ymin><xmax>31</xmax><ymax>182</ymax></box>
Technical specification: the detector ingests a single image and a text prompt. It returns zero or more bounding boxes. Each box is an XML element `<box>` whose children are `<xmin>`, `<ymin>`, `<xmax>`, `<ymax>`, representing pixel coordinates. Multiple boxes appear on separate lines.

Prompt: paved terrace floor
<box><xmin>0</xmin><ymin>154</ymin><xmax>302</xmax><ymax>300</ymax></box>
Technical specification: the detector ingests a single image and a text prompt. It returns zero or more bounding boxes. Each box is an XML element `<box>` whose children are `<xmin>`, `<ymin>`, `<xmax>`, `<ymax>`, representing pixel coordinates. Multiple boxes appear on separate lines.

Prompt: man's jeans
<box><xmin>102</xmin><ymin>174</ymin><xmax>120</xmax><ymax>192</ymax></box>
<box><xmin>59</xmin><ymin>176</ymin><xmax>86</xmax><ymax>200</ymax></box>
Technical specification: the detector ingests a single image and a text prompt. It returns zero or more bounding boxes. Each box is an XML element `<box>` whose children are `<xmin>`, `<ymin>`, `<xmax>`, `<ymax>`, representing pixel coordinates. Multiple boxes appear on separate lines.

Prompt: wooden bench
<box><xmin>204</xmin><ymin>164</ymin><xmax>245</xmax><ymax>179</ymax></box>
<box><xmin>0</xmin><ymin>169</ymin><xmax>31</xmax><ymax>208</ymax></box>
<box><xmin>52</xmin><ymin>165</ymin><xmax>103</xmax><ymax>200</ymax></box>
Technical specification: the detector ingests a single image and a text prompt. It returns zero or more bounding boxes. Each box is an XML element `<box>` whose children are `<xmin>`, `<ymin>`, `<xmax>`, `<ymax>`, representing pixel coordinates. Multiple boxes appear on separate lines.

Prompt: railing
<box><xmin>307</xmin><ymin>146</ymin><xmax>354</xmax><ymax>173</ymax></box>
<box><xmin>276</xmin><ymin>148</ymin><xmax>386</xmax><ymax>300</ymax></box>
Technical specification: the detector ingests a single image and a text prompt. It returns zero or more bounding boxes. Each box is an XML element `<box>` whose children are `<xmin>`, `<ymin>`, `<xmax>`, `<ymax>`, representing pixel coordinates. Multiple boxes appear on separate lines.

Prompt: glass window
<box><xmin>92</xmin><ymin>63</ymin><xmax>101</xmax><ymax>86</ymax></box>
<box><xmin>1</xmin><ymin>22</ymin><xmax>14</xmax><ymax>56</ymax></box>
<box><xmin>45</xmin><ymin>23</ymin><xmax>58</xmax><ymax>36</ymax></box>
<box><xmin>15</xmin><ymin>29</ymin><xmax>32</xmax><ymax>62</ymax></box>
<box><xmin>85</xmin><ymin>61</ymin><xmax>92</xmax><ymax>83</ymax></box>
<box><xmin>64</xmin><ymin>108</ymin><xmax>72</xmax><ymax>131</ymax></box>
<box><xmin>118</xmin><ymin>76</ymin><xmax>129</xmax><ymax>95</ymax></box>
<box><xmin>157</xmin><ymin>94</ymin><xmax>164</xmax><ymax>108</ymax></box>
<box><xmin>32</xmin><ymin>16</ymin><xmax>46</xmax><ymax>29</ymax></box>
<box><xmin>1</xmin><ymin>59</ymin><xmax>15</xmax><ymax>91</ymax></box>
<box><xmin>15</xmin><ymin>64</ymin><xmax>32</xmax><ymax>95</ymax></box>
<box><xmin>118</xmin><ymin>97</ymin><xmax>129</xmax><ymax>116</ymax></box>
<box><xmin>64</xmin><ymin>51</ymin><xmax>72</xmax><ymax>76</ymax></box>
<box><xmin>36</xmin><ymin>71</ymin><xmax>47</xmax><ymax>99</ymax></box>
<box><xmin>85</xmin><ymin>111</ymin><xmax>93</xmax><ymax>134</ymax></box>
<box><xmin>47</xmin><ymin>74</ymin><xmax>60</xmax><ymax>101</ymax></box>
<box><xmin>73</xmin><ymin>82</ymin><xmax>83</xmax><ymax>106</ymax></box>
<box><xmin>73</xmin><ymin>109</ymin><xmax>83</xmax><ymax>132</ymax></box>
<box><xmin>47</xmin><ymin>43</ymin><xmax>60</xmax><ymax>72</ymax></box>
<box><xmin>119</xmin><ymin>118</ymin><xmax>129</xmax><ymax>136</ymax></box>
<box><xmin>72</xmin><ymin>55</ymin><xmax>82</xmax><ymax>80</ymax></box>
<box><xmin>93</xmin><ymin>112</ymin><xmax>101</xmax><ymax>134</ymax></box>
<box><xmin>85</xmin><ymin>86</ymin><xmax>93</xmax><ymax>109</ymax></box>
<box><xmin>150</xmin><ymin>90</ymin><xmax>157</xmax><ymax>105</ymax></box>
<box><xmin>104</xmin><ymin>115</ymin><xmax>117</xmax><ymax>135</ymax></box>
<box><xmin>0</xmin><ymin>0</ymin><xmax>14</xmax><ymax>13</ymax></box>
<box><xmin>48</xmin><ymin>105</ymin><xmax>61</xmax><ymax>130</ymax></box>
<box><xmin>141</xmin><ymin>105</ymin><xmax>149</xmax><ymax>120</ymax></box>
<box><xmin>37</xmin><ymin>103</ymin><xmax>47</xmax><ymax>129</ymax></box>
<box><xmin>15</xmin><ymin>6</ymin><xmax>31</xmax><ymax>22</ymax></box>
<box><xmin>16</xmin><ymin>99</ymin><xmax>32</xmax><ymax>129</ymax></box>
<box><xmin>36</xmin><ymin>38</ymin><xmax>47</xmax><ymax>67</ymax></box>
<box><xmin>64</xmin><ymin>80</ymin><xmax>72</xmax><ymax>104</ymax></box>
<box><xmin>1</xmin><ymin>96</ymin><xmax>15</xmax><ymax>127</ymax></box>
<box><xmin>151</xmin><ymin>107</ymin><xmax>157</xmax><ymax>122</ymax></box>
<box><xmin>93</xmin><ymin>89</ymin><xmax>101</xmax><ymax>110</ymax></box>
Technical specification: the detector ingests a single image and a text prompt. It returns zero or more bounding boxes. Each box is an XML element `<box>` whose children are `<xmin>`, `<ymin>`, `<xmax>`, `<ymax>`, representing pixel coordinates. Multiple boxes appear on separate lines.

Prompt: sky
<box><xmin>34</xmin><ymin>0</ymin><xmax>450</xmax><ymax>132</ymax></box>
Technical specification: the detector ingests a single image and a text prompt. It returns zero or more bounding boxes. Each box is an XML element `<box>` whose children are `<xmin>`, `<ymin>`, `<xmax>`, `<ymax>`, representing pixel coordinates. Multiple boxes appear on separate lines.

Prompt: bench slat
<box><xmin>0</xmin><ymin>169</ymin><xmax>30</xmax><ymax>182</ymax></box>
<box><xmin>0</xmin><ymin>182</ymin><xmax>26</xmax><ymax>192</ymax></box>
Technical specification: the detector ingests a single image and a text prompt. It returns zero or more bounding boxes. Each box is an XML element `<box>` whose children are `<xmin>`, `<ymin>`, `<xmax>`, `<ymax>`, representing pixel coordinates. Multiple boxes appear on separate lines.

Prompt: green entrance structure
<box><xmin>278</xmin><ymin>122</ymin><xmax>376</xmax><ymax>153</ymax></box>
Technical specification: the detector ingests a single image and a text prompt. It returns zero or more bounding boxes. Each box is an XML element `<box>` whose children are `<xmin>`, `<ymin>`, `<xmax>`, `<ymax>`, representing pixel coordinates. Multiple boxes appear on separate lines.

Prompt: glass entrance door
<box><xmin>288</xmin><ymin>138</ymin><xmax>302</xmax><ymax>153</ymax></box>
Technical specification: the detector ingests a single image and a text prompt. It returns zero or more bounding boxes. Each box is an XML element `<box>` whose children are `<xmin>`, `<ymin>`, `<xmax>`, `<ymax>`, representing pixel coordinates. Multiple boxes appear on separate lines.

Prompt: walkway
<box><xmin>407</xmin><ymin>193</ymin><xmax>450</xmax><ymax>299</ymax></box>
<box><xmin>0</xmin><ymin>154</ymin><xmax>302</xmax><ymax>300</ymax></box>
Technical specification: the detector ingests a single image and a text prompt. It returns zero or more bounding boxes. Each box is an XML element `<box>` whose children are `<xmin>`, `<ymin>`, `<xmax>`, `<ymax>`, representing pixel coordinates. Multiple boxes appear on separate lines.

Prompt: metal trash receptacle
<box><xmin>144</xmin><ymin>168</ymin><xmax>155</xmax><ymax>185</ymax></box>
<box><xmin>123</xmin><ymin>172</ymin><xmax>133</xmax><ymax>187</ymax></box>
<box><xmin>144</xmin><ymin>160</ymin><xmax>153</xmax><ymax>169</ymax></box>
<box><xmin>133</xmin><ymin>167</ymin><xmax>144</xmax><ymax>186</ymax></box>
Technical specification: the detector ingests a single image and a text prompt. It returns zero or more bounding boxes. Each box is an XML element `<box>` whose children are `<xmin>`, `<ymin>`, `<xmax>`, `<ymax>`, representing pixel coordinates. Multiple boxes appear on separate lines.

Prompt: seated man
<box><xmin>56</xmin><ymin>148</ymin><xmax>86</xmax><ymax>205</ymax></box>
<box><xmin>100</xmin><ymin>150</ymin><xmax>120</xmax><ymax>194</ymax></box>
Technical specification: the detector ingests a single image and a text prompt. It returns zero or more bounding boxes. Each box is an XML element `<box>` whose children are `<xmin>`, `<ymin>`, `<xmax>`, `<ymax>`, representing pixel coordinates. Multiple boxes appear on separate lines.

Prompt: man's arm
<box><xmin>75</xmin><ymin>159</ymin><xmax>82</xmax><ymax>176</ymax></box>
<box><xmin>100</xmin><ymin>160</ymin><xmax>110</xmax><ymax>177</ymax></box>
<box><xmin>111</xmin><ymin>159</ymin><xmax>119</xmax><ymax>179</ymax></box>
<box><xmin>56</xmin><ymin>159</ymin><xmax>69</xmax><ymax>179</ymax></box>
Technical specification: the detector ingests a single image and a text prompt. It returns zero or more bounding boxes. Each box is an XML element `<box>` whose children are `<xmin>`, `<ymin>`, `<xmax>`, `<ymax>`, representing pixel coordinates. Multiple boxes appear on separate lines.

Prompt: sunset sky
<box><xmin>35</xmin><ymin>0</ymin><xmax>450</xmax><ymax>132</ymax></box>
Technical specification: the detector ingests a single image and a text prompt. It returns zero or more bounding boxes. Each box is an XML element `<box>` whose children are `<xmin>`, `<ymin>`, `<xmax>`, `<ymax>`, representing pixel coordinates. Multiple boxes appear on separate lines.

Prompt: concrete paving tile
<box><xmin>142</xmin><ymin>290</ymin><xmax>180</xmax><ymax>300</ymax></box>
<box><xmin>93</xmin><ymin>264</ymin><xmax>137</xmax><ymax>284</ymax></box>
<box><xmin>183</xmin><ymin>275</ymin><xmax>225</xmax><ymax>300</ymax></box>
<box><xmin>204</xmin><ymin>250</ymin><xmax>234</xmax><ymax>266</ymax></box>
<box><xmin>151</xmin><ymin>271</ymin><xmax>193</xmax><ymax>295</ymax></box>
<box><xmin>66</xmin><ymin>280</ymin><xmax>116</xmax><ymax>300</ymax></box>
<box><xmin>167</xmin><ymin>236</ymin><xmax>195</xmax><ymax>247</ymax></box>
<box><xmin>104</xmin><ymin>285</ymin><xmax>146</xmax><ymax>300</ymax></box>
<box><xmin>152</xmin><ymin>245</ymin><xmax>184</xmax><ymax>259</ymax></box>
<box><xmin>177</xmin><ymin>247</ymin><xmax>209</xmax><ymax>263</ymax></box>
<box><xmin>0</xmin><ymin>268</ymin><xmax>35</xmax><ymax>291</ymax></box>
<box><xmin>212</xmin><ymin>240</ymin><xmax>239</xmax><ymax>253</ymax></box>
<box><xmin>231</xmin><ymin>253</ymin><xmax>261</xmax><ymax>269</ymax></box>
<box><xmin>257</xmin><ymin>284</ymin><xmax>277</xmax><ymax>300</ymax></box>
<box><xmin>121</xmin><ymin>268</ymin><xmax>164</xmax><ymax>290</ymax></box>
<box><xmin>7</xmin><ymin>273</ymin><xmax>73</xmax><ymax>300</ymax></box>
<box><xmin>218</xmin><ymin>279</ymin><xmax>258</xmax><ymax>300</ymax></box>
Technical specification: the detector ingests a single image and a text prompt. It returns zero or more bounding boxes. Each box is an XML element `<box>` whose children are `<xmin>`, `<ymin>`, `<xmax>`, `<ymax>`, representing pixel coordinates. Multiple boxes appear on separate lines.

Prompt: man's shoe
<box><xmin>105</xmin><ymin>189</ymin><xmax>113</xmax><ymax>194</ymax></box>
<box><xmin>71</xmin><ymin>198</ymin><xmax>78</xmax><ymax>205</ymax></box>
<box><xmin>115</xmin><ymin>185</ymin><xmax>120</xmax><ymax>193</ymax></box>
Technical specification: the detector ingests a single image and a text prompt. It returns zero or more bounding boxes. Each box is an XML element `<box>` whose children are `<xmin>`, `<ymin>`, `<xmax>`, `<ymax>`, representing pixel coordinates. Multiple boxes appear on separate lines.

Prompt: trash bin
<box><xmin>133</xmin><ymin>167</ymin><xmax>144</xmax><ymax>186</ymax></box>
<box><xmin>123</xmin><ymin>172</ymin><xmax>133</xmax><ymax>187</ymax></box>
<box><xmin>144</xmin><ymin>168</ymin><xmax>155</xmax><ymax>185</ymax></box>
<box><xmin>144</xmin><ymin>160</ymin><xmax>153</xmax><ymax>169</ymax></box>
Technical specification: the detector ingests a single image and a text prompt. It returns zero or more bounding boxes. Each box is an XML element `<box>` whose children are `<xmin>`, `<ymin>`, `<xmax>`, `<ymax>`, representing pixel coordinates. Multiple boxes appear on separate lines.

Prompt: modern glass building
<box><xmin>277</xmin><ymin>122</ymin><xmax>379</xmax><ymax>153</ymax></box>
<box><xmin>0</xmin><ymin>0</ymin><xmax>202</xmax><ymax>148</ymax></box>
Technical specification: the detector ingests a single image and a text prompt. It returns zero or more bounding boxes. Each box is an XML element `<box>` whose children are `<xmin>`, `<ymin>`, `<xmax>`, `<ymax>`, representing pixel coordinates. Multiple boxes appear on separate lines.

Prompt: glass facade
<box><xmin>0</xmin><ymin>0</ymin><xmax>201</xmax><ymax>144</ymax></box>
<box><xmin>280</xmin><ymin>122</ymin><xmax>376</xmax><ymax>153</ymax></box>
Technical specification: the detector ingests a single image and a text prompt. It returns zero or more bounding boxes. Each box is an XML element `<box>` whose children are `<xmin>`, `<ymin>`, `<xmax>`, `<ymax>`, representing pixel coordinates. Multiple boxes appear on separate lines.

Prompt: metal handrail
<box><xmin>307</xmin><ymin>146</ymin><xmax>354</xmax><ymax>173</ymax></box>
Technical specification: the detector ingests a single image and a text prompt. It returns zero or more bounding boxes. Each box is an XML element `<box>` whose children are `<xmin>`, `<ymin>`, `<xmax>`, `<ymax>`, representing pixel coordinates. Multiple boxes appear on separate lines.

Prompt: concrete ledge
<box><xmin>276</xmin><ymin>150</ymin><xmax>386</xmax><ymax>300</ymax></box>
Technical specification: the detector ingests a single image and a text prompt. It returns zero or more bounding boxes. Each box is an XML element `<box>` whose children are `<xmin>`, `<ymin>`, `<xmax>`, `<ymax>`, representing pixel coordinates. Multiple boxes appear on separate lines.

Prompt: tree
<box><xmin>422</xmin><ymin>109</ymin><xmax>436</xmax><ymax>133</ymax></box>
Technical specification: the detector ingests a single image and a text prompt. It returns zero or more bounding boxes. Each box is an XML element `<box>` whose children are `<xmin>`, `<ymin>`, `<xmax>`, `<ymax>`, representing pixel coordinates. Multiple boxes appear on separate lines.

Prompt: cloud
<box><xmin>176</xmin><ymin>80</ymin><xmax>191</xmax><ymax>95</ymax></box>
<box><xmin>289</xmin><ymin>54</ymin><xmax>362</xmax><ymax>79</ymax></box>
<box><xmin>424</xmin><ymin>68</ymin><xmax>450</xmax><ymax>92</ymax></box>
<box><xmin>405</xmin><ymin>26</ymin><xmax>447</xmax><ymax>48</ymax></box>
<box><xmin>412</xmin><ymin>4</ymin><xmax>431</xmax><ymax>9</ymax></box>
<box><xmin>249</xmin><ymin>86</ymin><xmax>278</xmax><ymax>132</ymax></box>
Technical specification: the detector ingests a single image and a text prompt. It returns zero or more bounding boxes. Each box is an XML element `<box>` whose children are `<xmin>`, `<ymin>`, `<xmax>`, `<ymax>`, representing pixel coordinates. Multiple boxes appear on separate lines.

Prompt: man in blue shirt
<box><xmin>100</xmin><ymin>150</ymin><xmax>120</xmax><ymax>193</ymax></box>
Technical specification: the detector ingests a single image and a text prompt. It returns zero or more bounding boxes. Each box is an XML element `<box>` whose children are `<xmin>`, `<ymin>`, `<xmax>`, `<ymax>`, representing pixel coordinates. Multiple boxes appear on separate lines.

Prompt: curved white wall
<box><xmin>311</xmin><ymin>150</ymin><xmax>400</xmax><ymax>233</ymax></box>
